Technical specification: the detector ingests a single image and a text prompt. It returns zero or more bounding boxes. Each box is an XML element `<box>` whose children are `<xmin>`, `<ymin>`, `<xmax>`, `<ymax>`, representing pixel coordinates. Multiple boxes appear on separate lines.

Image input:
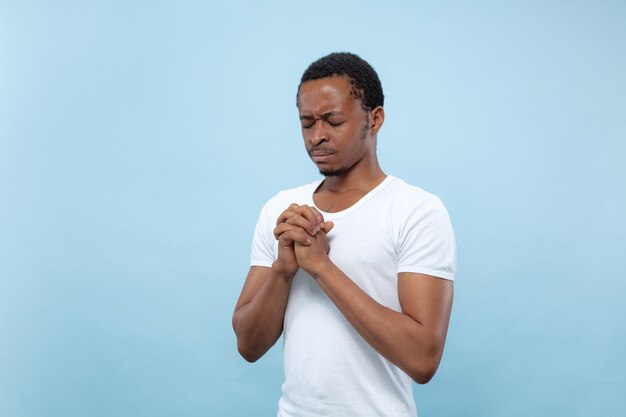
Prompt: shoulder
<box><xmin>259</xmin><ymin>180</ymin><xmax>321</xmax><ymax>215</ymax></box>
<box><xmin>382</xmin><ymin>176</ymin><xmax>454</xmax><ymax>241</ymax></box>
<box><xmin>383</xmin><ymin>176</ymin><xmax>447</xmax><ymax>212</ymax></box>
<box><xmin>387</xmin><ymin>177</ymin><xmax>457</xmax><ymax>278</ymax></box>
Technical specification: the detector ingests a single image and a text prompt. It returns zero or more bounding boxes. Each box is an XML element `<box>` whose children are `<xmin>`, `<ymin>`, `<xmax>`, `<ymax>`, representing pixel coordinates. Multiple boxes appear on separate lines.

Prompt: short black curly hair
<box><xmin>297</xmin><ymin>52</ymin><xmax>384</xmax><ymax>111</ymax></box>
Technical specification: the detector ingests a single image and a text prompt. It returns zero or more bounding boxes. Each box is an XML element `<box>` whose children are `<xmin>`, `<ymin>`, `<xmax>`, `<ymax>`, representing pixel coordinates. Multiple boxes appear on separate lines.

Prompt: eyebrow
<box><xmin>299</xmin><ymin>111</ymin><xmax>344</xmax><ymax>120</ymax></box>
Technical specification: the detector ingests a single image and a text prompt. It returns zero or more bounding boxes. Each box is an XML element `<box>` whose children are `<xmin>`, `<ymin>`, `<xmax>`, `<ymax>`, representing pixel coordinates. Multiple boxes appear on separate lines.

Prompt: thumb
<box><xmin>321</xmin><ymin>221</ymin><xmax>334</xmax><ymax>233</ymax></box>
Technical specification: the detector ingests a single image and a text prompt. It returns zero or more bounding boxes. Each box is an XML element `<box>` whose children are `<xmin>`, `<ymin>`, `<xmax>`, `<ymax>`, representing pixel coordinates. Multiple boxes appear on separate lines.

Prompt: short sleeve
<box><xmin>397</xmin><ymin>195</ymin><xmax>457</xmax><ymax>281</ymax></box>
<box><xmin>250</xmin><ymin>199</ymin><xmax>277</xmax><ymax>268</ymax></box>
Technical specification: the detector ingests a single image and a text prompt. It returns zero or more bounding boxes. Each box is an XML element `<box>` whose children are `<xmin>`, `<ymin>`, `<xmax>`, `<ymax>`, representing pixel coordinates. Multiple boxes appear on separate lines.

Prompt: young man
<box><xmin>233</xmin><ymin>52</ymin><xmax>456</xmax><ymax>417</ymax></box>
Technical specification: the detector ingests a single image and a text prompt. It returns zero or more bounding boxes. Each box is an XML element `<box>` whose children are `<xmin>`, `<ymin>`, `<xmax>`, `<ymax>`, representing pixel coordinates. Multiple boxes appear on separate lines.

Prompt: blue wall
<box><xmin>1</xmin><ymin>1</ymin><xmax>624</xmax><ymax>416</ymax></box>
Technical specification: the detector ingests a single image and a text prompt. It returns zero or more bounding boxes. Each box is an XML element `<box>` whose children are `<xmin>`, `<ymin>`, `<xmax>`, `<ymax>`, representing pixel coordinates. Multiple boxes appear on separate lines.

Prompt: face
<box><xmin>297</xmin><ymin>76</ymin><xmax>376</xmax><ymax>177</ymax></box>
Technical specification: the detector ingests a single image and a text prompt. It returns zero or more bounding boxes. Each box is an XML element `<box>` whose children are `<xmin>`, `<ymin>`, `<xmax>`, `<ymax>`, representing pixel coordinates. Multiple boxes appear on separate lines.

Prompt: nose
<box><xmin>309</xmin><ymin>120</ymin><xmax>328</xmax><ymax>146</ymax></box>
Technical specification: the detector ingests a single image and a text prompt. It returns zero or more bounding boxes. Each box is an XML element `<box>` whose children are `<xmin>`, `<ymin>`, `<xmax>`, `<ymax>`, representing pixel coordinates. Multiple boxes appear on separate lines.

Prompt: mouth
<box><xmin>309</xmin><ymin>150</ymin><xmax>335</xmax><ymax>163</ymax></box>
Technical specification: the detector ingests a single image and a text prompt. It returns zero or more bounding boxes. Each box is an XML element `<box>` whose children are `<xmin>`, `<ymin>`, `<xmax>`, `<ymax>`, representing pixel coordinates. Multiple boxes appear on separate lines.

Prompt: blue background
<box><xmin>1</xmin><ymin>1</ymin><xmax>625</xmax><ymax>416</ymax></box>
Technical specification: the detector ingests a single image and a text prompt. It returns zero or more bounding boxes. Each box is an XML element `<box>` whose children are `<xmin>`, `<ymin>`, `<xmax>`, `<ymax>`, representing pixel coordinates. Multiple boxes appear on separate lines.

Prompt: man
<box><xmin>232</xmin><ymin>52</ymin><xmax>456</xmax><ymax>417</ymax></box>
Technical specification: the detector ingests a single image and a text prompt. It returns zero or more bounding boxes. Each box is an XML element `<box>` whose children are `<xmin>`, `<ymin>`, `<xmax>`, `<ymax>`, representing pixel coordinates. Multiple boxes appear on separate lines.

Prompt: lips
<box><xmin>309</xmin><ymin>149</ymin><xmax>335</xmax><ymax>163</ymax></box>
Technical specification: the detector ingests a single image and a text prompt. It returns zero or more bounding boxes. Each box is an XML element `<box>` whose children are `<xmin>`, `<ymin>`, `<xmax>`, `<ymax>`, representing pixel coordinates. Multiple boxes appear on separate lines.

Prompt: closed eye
<box><xmin>299</xmin><ymin>113</ymin><xmax>344</xmax><ymax>128</ymax></box>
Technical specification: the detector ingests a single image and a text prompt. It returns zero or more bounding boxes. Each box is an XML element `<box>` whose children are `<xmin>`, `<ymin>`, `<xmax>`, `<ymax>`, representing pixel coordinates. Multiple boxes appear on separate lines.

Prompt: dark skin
<box><xmin>232</xmin><ymin>75</ymin><xmax>453</xmax><ymax>383</ymax></box>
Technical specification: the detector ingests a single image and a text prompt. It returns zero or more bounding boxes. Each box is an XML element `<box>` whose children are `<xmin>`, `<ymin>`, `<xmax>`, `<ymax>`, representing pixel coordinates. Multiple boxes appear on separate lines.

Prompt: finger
<box><xmin>300</xmin><ymin>205</ymin><xmax>324</xmax><ymax>231</ymax></box>
<box><xmin>276</xmin><ymin>203</ymin><xmax>301</xmax><ymax>226</ymax></box>
<box><xmin>275</xmin><ymin>222</ymin><xmax>311</xmax><ymax>243</ymax></box>
<box><xmin>283</xmin><ymin>213</ymin><xmax>318</xmax><ymax>236</ymax></box>
<box><xmin>309</xmin><ymin>206</ymin><xmax>325</xmax><ymax>226</ymax></box>
<box><xmin>274</xmin><ymin>222</ymin><xmax>303</xmax><ymax>240</ymax></box>
<box><xmin>316</xmin><ymin>226</ymin><xmax>332</xmax><ymax>255</ymax></box>
<box><xmin>278</xmin><ymin>228</ymin><xmax>311</xmax><ymax>247</ymax></box>
<box><xmin>290</xmin><ymin>204</ymin><xmax>323</xmax><ymax>235</ymax></box>
<box><xmin>277</xmin><ymin>204</ymin><xmax>323</xmax><ymax>236</ymax></box>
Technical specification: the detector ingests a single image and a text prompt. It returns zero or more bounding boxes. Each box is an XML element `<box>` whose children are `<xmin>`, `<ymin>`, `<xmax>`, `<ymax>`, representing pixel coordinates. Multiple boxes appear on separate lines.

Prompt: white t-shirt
<box><xmin>250</xmin><ymin>175</ymin><xmax>456</xmax><ymax>417</ymax></box>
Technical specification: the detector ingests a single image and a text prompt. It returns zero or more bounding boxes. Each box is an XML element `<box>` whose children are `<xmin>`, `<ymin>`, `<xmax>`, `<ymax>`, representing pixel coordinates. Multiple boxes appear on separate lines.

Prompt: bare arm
<box><xmin>232</xmin><ymin>265</ymin><xmax>294</xmax><ymax>362</ymax></box>
<box><xmin>293</xmin><ymin>230</ymin><xmax>453</xmax><ymax>384</ymax></box>
<box><xmin>232</xmin><ymin>204</ymin><xmax>327</xmax><ymax>362</ymax></box>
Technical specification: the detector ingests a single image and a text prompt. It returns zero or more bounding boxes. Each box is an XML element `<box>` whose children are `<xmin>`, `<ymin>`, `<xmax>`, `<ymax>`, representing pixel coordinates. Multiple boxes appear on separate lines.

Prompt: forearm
<box><xmin>311</xmin><ymin>261</ymin><xmax>447</xmax><ymax>383</ymax></box>
<box><xmin>232</xmin><ymin>264</ymin><xmax>294</xmax><ymax>362</ymax></box>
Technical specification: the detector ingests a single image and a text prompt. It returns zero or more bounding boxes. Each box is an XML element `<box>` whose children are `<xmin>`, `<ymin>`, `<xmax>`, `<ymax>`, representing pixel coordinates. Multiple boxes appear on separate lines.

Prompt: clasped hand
<box><xmin>273</xmin><ymin>204</ymin><xmax>334</xmax><ymax>277</ymax></box>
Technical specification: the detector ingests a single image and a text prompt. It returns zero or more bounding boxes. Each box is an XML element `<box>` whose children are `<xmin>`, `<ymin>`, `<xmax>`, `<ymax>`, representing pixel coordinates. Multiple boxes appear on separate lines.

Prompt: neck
<box><xmin>321</xmin><ymin>159</ymin><xmax>386</xmax><ymax>193</ymax></box>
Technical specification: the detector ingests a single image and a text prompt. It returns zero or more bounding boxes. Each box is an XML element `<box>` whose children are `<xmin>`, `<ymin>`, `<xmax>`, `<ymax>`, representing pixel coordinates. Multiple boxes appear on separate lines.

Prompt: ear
<box><xmin>369</xmin><ymin>106</ymin><xmax>385</xmax><ymax>134</ymax></box>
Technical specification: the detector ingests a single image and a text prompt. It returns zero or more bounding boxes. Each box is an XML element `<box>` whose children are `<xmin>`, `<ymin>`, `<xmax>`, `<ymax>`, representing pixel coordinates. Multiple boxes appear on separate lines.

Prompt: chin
<box><xmin>319</xmin><ymin>166</ymin><xmax>350</xmax><ymax>177</ymax></box>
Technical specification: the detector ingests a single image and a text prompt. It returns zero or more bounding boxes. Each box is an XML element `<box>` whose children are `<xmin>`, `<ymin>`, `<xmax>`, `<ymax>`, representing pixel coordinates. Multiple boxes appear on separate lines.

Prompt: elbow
<box><xmin>406</xmin><ymin>353</ymin><xmax>442</xmax><ymax>385</ymax></box>
<box><xmin>237</xmin><ymin>341</ymin><xmax>264</xmax><ymax>363</ymax></box>
<box><xmin>405</xmin><ymin>331</ymin><xmax>448</xmax><ymax>384</ymax></box>
<box><xmin>233</xmin><ymin>323</ymin><xmax>276</xmax><ymax>363</ymax></box>
<box><xmin>236</xmin><ymin>335</ymin><xmax>274</xmax><ymax>363</ymax></box>
<box><xmin>239</xmin><ymin>349</ymin><xmax>261</xmax><ymax>363</ymax></box>
<box><xmin>410</xmin><ymin>367</ymin><xmax>437</xmax><ymax>385</ymax></box>
<box><xmin>232</xmin><ymin>313</ymin><xmax>264</xmax><ymax>362</ymax></box>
